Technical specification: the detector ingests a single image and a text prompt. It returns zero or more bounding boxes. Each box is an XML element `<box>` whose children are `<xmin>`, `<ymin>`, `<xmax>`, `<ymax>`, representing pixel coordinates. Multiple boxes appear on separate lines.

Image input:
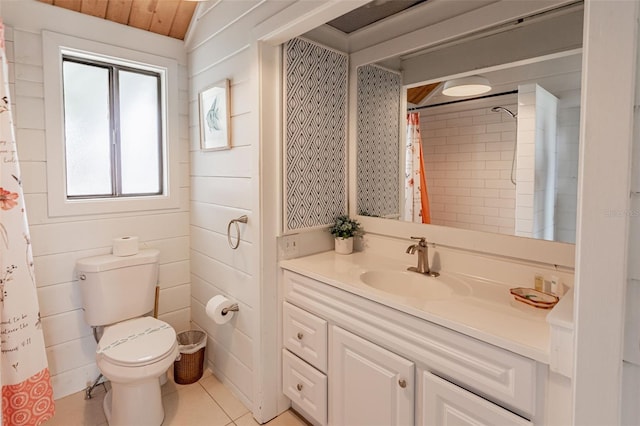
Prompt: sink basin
<box><xmin>359</xmin><ymin>270</ymin><xmax>471</xmax><ymax>301</ymax></box>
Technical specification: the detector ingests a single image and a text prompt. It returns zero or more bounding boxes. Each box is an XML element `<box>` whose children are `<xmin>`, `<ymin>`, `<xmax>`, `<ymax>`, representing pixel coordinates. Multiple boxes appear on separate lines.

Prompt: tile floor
<box><xmin>44</xmin><ymin>369</ymin><xmax>307</xmax><ymax>426</ymax></box>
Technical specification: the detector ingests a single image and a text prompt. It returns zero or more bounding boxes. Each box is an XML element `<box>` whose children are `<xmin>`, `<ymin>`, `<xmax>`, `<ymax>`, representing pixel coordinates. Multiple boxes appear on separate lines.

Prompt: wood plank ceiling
<box><xmin>37</xmin><ymin>0</ymin><xmax>198</xmax><ymax>40</ymax></box>
<box><xmin>407</xmin><ymin>83</ymin><xmax>440</xmax><ymax>105</ymax></box>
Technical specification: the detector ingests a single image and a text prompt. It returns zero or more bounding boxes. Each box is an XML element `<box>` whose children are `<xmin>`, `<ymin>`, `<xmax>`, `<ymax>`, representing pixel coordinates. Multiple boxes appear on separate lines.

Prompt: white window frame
<box><xmin>43</xmin><ymin>30</ymin><xmax>180</xmax><ymax>217</ymax></box>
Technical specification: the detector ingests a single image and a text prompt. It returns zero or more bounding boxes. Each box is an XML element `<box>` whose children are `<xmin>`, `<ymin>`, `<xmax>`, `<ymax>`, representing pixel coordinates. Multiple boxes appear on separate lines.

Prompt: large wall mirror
<box><xmin>354</xmin><ymin>3</ymin><xmax>583</xmax><ymax>245</ymax></box>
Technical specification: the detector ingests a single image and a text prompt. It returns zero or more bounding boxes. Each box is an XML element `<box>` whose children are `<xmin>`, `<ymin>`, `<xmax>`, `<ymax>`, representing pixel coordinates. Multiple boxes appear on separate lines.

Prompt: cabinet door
<box><xmin>422</xmin><ymin>371</ymin><xmax>531</xmax><ymax>426</ymax></box>
<box><xmin>330</xmin><ymin>326</ymin><xmax>414</xmax><ymax>426</ymax></box>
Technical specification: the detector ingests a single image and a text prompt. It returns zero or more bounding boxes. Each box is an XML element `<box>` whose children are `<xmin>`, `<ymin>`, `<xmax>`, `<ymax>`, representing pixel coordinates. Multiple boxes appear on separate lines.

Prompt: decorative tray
<box><xmin>510</xmin><ymin>287</ymin><xmax>559</xmax><ymax>309</ymax></box>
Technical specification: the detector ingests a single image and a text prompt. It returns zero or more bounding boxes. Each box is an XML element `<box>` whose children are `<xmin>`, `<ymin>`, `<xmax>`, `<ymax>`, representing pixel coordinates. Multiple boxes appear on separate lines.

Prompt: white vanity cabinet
<box><xmin>330</xmin><ymin>326</ymin><xmax>414</xmax><ymax>426</ymax></box>
<box><xmin>282</xmin><ymin>269</ymin><xmax>538</xmax><ymax>425</ymax></box>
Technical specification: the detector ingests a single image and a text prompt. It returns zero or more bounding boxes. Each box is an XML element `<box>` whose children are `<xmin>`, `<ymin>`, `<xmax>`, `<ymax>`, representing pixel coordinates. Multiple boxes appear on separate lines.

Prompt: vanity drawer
<box><xmin>421</xmin><ymin>371</ymin><xmax>531</xmax><ymax>426</ymax></box>
<box><xmin>283</xmin><ymin>301</ymin><xmax>328</xmax><ymax>372</ymax></box>
<box><xmin>283</xmin><ymin>349</ymin><xmax>327</xmax><ymax>426</ymax></box>
<box><xmin>427</xmin><ymin>331</ymin><xmax>536</xmax><ymax>419</ymax></box>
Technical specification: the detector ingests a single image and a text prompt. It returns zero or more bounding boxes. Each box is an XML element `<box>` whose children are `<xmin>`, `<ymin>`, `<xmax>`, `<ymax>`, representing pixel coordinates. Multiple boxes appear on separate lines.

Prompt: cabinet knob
<box><xmin>296</xmin><ymin>383</ymin><xmax>303</xmax><ymax>391</ymax></box>
<box><xmin>398</xmin><ymin>379</ymin><xmax>407</xmax><ymax>388</ymax></box>
<box><xmin>297</xmin><ymin>332</ymin><xmax>304</xmax><ymax>340</ymax></box>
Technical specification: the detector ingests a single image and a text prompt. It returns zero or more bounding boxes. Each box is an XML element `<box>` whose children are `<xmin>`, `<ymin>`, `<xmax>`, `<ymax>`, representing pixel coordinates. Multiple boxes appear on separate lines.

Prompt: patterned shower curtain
<box><xmin>0</xmin><ymin>21</ymin><xmax>55</xmax><ymax>425</ymax></box>
<box><xmin>404</xmin><ymin>112</ymin><xmax>431</xmax><ymax>223</ymax></box>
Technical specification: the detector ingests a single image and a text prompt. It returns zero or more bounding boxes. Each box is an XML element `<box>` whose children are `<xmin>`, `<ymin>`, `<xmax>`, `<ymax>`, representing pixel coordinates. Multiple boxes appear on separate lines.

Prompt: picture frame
<box><xmin>199</xmin><ymin>79</ymin><xmax>231</xmax><ymax>151</ymax></box>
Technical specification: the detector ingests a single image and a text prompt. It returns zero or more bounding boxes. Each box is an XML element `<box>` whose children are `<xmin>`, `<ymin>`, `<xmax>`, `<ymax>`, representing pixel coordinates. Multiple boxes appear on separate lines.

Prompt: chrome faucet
<box><xmin>406</xmin><ymin>237</ymin><xmax>439</xmax><ymax>277</ymax></box>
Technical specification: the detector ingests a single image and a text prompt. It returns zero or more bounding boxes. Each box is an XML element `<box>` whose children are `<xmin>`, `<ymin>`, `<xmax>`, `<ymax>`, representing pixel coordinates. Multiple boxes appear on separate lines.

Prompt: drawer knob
<box><xmin>398</xmin><ymin>379</ymin><xmax>407</xmax><ymax>388</ymax></box>
<box><xmin>296</xmin><ymin>383</ymin><xmax>303</xmax><ymax>391</ymax></box>
<box><xmin>297</xmin><ymin>332</ymin><xmax>304</xmax><ymax>340</ymax></box>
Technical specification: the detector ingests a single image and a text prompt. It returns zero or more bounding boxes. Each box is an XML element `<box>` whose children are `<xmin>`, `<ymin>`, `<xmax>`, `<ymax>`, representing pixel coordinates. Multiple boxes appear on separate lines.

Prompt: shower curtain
<box><xmin>0</xmin><ymin>21</ymin><xmax>55</xmax><ymax>425</ymax></box>
<box><xmin>404</xmin><ymin>112</ymin><xmax>431</xmax><ymax>224</ymax></box>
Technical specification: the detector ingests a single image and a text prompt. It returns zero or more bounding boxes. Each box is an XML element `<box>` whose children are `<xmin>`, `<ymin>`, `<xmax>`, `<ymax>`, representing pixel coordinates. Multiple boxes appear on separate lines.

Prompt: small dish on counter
<box><xmin>510</xmin><ymin>287</ymin><xmax>559</xmax><ymax>309</ymax></box>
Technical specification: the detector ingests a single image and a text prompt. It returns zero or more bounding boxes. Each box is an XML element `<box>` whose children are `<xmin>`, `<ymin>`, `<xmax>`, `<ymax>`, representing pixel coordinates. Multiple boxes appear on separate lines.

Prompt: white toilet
<box><xmin>76</xmin><ymin>249</ymin><xmax>178</xmax><ymax>426</ymax></box>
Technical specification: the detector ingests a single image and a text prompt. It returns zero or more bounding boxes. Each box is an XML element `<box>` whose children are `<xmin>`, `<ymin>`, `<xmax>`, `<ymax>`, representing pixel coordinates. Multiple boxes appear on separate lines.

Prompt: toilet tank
<box><xmin>76</xmin><ymin>249</ymin><xmax>160</xmax><ymax>327</ymax></box>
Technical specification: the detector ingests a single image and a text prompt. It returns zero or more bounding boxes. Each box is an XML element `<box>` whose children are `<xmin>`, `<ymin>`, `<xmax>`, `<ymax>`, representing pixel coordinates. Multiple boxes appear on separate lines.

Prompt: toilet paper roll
<box><xmin>112</xmin><ymin>236</ymin><xmax>139</xmax><ymax>257</ymax></box>
<box><xmin>206</xmin><ymin>295</ymin><xmax>236</xmax><ymax>325</ymax></box>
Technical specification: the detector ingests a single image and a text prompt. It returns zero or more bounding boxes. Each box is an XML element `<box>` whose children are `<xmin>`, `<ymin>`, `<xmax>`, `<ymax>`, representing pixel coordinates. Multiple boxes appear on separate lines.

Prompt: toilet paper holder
<box><xmin>222</xmin><ymin>303</ymin><xmax>239</xmax><ymax>315</ymax></box>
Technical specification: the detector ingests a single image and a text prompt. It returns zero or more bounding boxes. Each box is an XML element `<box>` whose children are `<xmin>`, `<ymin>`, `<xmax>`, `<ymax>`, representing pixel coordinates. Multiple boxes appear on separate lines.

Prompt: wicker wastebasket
<box><xmin>173</xmin><ymin>330</ymin><xmax>206</xmax><ymax>384</ymax></box>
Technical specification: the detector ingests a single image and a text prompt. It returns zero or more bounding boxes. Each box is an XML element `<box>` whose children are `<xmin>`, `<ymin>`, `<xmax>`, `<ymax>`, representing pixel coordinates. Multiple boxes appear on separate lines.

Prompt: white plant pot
<box><xmin>334</xmin><ymin>237</ymin><xmax>353</xmax><ymax>255</ymax></box>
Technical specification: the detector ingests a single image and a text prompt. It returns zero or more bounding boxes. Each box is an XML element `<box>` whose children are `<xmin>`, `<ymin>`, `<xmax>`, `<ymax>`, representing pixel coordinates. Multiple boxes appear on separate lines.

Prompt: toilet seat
<box><xmin>97</xmin><ymin>316</ymin><xmax>176</xmax><ymax>367</ymax></box>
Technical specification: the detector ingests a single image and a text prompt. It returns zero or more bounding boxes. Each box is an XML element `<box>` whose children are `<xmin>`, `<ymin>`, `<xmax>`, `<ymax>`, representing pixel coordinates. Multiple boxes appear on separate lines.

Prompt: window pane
<box><xmin>119</xmin><ymin>70</ymin><xmax>161</xmax><ymax>195</ymax></box>
<box><xmin>63</xmin><ymin>61</ymin><xmax>112</xmax><ymax>197</ymax></box>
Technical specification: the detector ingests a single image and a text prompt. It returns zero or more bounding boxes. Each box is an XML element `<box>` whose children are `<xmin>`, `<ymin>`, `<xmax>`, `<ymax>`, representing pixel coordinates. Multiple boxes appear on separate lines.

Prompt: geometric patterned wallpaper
<box><xmin>284</xmin><ymin>38</ymin><xmax>348</xmax><ymax>231</ymax></box>
<box><xmin>356</xmin><ymin>64</ymin><xmax>402</xmax><ymax>218</ymax></box>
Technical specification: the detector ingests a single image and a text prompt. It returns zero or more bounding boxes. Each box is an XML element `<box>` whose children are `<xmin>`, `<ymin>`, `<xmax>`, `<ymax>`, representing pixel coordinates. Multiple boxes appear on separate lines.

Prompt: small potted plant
<box><xmin>329</xmin><ymin>215</ymin><xmax>362</xmax><ymax>255</ymax></box>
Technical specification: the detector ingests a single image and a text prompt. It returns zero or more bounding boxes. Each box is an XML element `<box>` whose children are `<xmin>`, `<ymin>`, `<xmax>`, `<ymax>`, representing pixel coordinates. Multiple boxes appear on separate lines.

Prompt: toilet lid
<box><xmin>97</xmin><ymin>317</ymin><xmax>176</xmax><ymax>367</ymax></box>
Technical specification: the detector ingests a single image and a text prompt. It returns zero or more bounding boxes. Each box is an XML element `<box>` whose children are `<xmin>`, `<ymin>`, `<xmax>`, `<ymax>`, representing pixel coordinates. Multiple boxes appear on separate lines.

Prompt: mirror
<box><xmin>356</xmin><ymin>8</ymin><xmax>582</xmax><ymax>244</ymax></box>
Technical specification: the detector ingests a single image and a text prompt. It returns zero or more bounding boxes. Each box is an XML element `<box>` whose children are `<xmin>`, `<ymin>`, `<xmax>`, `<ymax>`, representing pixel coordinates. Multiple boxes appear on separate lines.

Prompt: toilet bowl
<box><xmin>97</xmin><ymin>316</ymin><xmax>178</xmax><ymax>426</ymax></box>
<box><xmin>76</xmin><ymin>249</ymin><xmax>176</xmax><ymax>425</ymax></box>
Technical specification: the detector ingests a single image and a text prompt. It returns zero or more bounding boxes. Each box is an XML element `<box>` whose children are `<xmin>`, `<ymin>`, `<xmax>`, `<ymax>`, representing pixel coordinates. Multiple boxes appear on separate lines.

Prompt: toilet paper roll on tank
<box><xmin>206</xmin><ymin>295</ymin><xmax>238</xmax><ymax>325</ymax></box>
<box><xmin>112</xmin><ymin>236</ymin><xmax>139</xmax><ymax>256</ymax></box>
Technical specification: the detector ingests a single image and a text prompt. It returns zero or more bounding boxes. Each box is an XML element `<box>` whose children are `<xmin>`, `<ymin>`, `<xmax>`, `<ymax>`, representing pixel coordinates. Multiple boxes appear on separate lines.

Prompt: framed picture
<box><xmin>199</xmin><ymin>79</ymin><xmax>231</xmax><ymax>151</ymax></box>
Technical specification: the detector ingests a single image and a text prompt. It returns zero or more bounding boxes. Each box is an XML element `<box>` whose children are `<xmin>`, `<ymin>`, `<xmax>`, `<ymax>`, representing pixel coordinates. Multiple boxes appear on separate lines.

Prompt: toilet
<box><xmin>76</xmin><ymin>249</ymin><xmax>178</xmax><ymax>426</ymax></box>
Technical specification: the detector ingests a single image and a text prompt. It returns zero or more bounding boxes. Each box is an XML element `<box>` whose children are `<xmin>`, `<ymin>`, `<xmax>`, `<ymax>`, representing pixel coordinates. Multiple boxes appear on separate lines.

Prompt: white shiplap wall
<box><xmin>3</xmin><ymin>3</ymin><xmax>191</xmax><ymax>400</ymax></box>
<box><xmin>186</xmin><ymin>0</ymin><xmax>294</xmax><ymax>412</ymax></box>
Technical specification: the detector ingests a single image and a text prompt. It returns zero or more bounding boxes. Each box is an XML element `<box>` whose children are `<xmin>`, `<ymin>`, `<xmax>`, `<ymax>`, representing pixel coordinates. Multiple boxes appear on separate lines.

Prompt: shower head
<box><xmin>491</xmin><ymin>106</ymin><xmax>517</xmax><ymax>119</ymax></box>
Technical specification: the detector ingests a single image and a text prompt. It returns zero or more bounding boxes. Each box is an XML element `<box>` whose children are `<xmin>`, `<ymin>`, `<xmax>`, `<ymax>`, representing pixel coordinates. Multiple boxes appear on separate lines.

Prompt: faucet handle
<box><xmin>410</xmin><ymin>236</ymin><xmax>427</xmax><ymax>246</ymax></box>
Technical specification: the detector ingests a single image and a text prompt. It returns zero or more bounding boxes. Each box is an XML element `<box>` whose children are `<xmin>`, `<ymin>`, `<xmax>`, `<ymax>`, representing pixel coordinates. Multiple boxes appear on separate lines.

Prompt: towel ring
<box><xmin>227</xmin><ymin>215</ymin><xmax>248</xmax><ymax>250</ymax></box>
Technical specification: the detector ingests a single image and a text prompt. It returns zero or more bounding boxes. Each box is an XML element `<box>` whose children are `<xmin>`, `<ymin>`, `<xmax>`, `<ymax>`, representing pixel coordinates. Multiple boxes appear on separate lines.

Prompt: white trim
<box><xmin>572</xmin><ymin>1</ymin><xmax>639</xmax><ymax>423</ymax></box>
<box><xmin>183</xmin><ymin>1</ymin><xmax>216</xmax><ymax>53</ymax></box>
<box><xmin>403</xmin><ymin>48</ymin><xmax>583</xmax><ymax>89</ymax></box>
<box><xmin>253</xmin><ymin>0</ymin><xmax>369</xmax><ymax>45</ymax></box>
<box><xmin>255</xmin><ymin>41</ymin><xmax>287</xmax><ymax>423</ymax></box>
<box><xmin>42</xmin><ymin>30</ymin><xmax>180</xmax><ymax>217</ymax></box>
<box><xmin>195</xmin><ymin>0</ymin><xmax>224</xmax><ymax>21</ymax></box>
<box><xmin>350</xmin><ymin>0</ymin><xmax>576</xmax><ymax>66</ymax></box>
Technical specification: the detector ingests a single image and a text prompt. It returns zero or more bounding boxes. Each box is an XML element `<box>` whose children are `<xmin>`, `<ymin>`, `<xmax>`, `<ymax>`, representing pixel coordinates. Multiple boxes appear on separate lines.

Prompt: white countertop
<box><xmin>280</xmin><ymin>250</ymin><xmax>556</xmax><ymax>363</ymax></box>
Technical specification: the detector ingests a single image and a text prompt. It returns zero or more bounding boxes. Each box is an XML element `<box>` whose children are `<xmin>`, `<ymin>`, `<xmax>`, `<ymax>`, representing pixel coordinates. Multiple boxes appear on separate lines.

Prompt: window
<box><xmin>43</xmin><ymin>31</ymin><xmax>180</xmax><ymax>216</ymax></box>
<box><xmin>62</xmin><ymin>57</ymin><xmax>162</xmax><ymax>198</ymax></box>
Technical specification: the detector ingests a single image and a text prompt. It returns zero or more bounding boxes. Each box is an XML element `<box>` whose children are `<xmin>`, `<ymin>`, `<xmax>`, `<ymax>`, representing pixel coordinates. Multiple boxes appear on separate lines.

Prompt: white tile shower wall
<box><xmin>187</xmin><ymin>0</ymin><xmax>295</xmax><ymax>410</ymax></box>
<box><xmin>533</xmin><ymin>85</ymin><xmax>558</xmax><ymax>240</ymax></box>
<box><xmin>3</xmin><ymin>4</ymin><xmax>191</xmax><ymax>399</ymax></box>
<box><xmin>420</xmin><ymin>96</ymin><xmax>518</xmax><ymax>235</ymax></box>
<box><xmin>555</xmin><ymin>99</ymin><xmax>580</xmax><ymax>244</ymax></box>
<box><xmin>517</xmin><ymin>84</ymin><xmax>560</xmax><ymax>240</ymax></box>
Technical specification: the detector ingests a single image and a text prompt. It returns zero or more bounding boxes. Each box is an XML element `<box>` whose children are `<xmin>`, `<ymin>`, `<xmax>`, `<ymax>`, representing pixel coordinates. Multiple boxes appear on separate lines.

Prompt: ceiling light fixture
<box><xmin>442</xmin><ymin>76</ymin><xmax>491</xmax><ymax>97</ymax></box>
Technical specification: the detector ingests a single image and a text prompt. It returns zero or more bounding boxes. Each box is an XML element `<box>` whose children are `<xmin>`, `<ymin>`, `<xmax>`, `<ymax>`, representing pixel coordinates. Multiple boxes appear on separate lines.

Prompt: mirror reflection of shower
<box><xmin>491</xmin><ymin>106</ymin><xmax>518</xmax><ymax>185</ymax></box>
<box><xmin>491</xmin><ymin>106</ymin><xmax>517</xmax><ymax>118</ymax></box>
